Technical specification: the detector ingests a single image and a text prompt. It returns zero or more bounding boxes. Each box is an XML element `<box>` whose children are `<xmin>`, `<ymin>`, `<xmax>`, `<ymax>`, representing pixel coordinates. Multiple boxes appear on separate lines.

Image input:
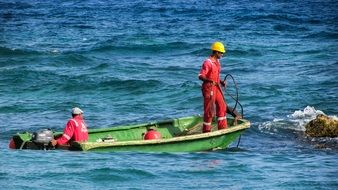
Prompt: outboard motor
<box><xmin>32</xmin><ymin>129</ymin><xmax>54</xmax><ymax>150</ymax></box>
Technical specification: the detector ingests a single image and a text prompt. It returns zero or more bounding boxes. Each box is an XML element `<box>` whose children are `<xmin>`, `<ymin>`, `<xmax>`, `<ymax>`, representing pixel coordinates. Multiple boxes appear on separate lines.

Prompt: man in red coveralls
<box><xmin>199</xmin><ymin>42</ymin><xmax>227</xmax><ymax>133</ymax></box>
<box><xmin>51</xmin><ymin>107</ymin><xmax>88</xmax><ymax>146</ymax></box>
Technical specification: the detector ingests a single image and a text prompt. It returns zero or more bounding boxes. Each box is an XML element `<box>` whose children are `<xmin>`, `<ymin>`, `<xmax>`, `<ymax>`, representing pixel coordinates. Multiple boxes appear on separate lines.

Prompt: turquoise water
<box><xmin>1</xmin><ymin>0</ymin><xmax>337</xmax><ymax>189</ymax></box>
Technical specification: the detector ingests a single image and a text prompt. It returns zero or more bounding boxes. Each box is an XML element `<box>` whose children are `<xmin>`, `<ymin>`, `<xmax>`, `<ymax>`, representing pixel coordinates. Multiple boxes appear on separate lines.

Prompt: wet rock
<box><xmin>312</xmin><ymin>138</ymin><xmax>338</xmax><ymax>149</ymax></box>
<box><xmin>305</xmin><ymin>114</ymin><xmax>338</xmax><ymax>137</ymax></box>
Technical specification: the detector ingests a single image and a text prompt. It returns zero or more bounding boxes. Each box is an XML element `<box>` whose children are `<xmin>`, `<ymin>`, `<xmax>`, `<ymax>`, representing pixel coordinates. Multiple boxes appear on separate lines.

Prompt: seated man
<box><xmin>51</xmin><ymin>107</ymin><xmax>88</xmax><ymax>146</ymax></box>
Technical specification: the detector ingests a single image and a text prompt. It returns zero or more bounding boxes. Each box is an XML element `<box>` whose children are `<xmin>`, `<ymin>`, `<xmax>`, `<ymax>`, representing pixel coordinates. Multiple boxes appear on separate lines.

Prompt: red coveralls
<box><xmin>199</xmin><ymin>57</ymin><xmax>227</xmax><ymax>132</ymax></box>
<box><xmin>57</xmin><ymin>115</ymin><xmax>88</xmax><ymax>145</ymax></box>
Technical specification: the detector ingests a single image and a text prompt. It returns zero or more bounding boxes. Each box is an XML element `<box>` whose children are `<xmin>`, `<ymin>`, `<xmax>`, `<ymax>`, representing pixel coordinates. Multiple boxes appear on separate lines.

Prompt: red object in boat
<box><xmin>144</xmin><ymin>129</ymin><xmax>161</xmax><ymax>140</ymax></box>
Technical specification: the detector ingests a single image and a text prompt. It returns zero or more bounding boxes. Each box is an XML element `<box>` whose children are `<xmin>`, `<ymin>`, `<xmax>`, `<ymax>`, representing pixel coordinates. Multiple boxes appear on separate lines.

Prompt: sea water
<box><xmin>1</xmin><ymin>0</ymin><xmax>337</xmax><ymax>189</ymax></box>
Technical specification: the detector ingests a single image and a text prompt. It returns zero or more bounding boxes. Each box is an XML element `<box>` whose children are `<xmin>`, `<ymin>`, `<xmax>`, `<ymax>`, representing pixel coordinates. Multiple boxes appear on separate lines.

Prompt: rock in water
<box><xmin>305</xmin><ymin>114</ymin><xmax>338</xmax><ymax>137</ymax></box>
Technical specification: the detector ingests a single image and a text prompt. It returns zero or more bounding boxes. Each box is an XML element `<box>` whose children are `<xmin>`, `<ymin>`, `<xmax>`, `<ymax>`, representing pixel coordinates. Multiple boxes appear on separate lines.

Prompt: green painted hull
<box><xmin>11</xmin><ymin>115</ymin><xmax>250</xmax><ymax>152</ymax></box>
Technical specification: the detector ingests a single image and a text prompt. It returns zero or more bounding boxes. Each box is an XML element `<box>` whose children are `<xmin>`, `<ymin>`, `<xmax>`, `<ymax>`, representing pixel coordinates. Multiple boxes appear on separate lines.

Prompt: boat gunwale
<box><xmin>78</xmin><ymin>119</ymin><xmax>250</xmax><ymax>148</ymax></box>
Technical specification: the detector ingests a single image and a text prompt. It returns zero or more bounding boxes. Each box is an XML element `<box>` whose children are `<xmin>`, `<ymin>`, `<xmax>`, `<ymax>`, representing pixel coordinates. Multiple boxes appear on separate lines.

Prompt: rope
<box><xmin>19</xmin><ymin>141</ymin><xmax>27</xmax><ymax>150</ymax></box>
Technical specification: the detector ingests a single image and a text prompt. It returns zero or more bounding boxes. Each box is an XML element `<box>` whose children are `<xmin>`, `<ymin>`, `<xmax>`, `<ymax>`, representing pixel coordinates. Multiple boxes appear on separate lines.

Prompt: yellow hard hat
<box><xmin>211</xmin><ymin>41</ymin><xmax>226</xmax><ymax>53</ymax></box>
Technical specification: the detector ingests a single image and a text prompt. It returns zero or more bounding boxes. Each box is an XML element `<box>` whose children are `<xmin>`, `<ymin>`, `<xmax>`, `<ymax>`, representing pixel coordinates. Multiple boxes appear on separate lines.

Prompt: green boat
<box><xmin>10</xmin><ymin>115</ymin><xmax>250</xmax><ymax>152</ymax></box>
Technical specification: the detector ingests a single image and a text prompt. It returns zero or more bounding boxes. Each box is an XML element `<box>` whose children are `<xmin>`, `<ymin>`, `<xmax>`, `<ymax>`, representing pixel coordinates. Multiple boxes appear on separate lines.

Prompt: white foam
<box><xmin>329</xmin><ymin>115</ymin><xmax>338</xmax><ymax>121</ymax></box>
<box><xmin>287</xmin><ymin>106</ymin><xmax>328</xmax><ymax>131</ymax></box>
<box><xmin>258</xmin><ymin>120</ymin><xmax>279</xmax><ymax>134</ymax></box>
<box><xmin>51</xmin><ymin>49</ymin><xmax>59</xmax><ymax>53</ymax></box>
<box><xmin>258</xmin><ymin>106</ymin><xmax>334</xmax><ymax>133</ymax></box>
<box><xmin>290</xmin><ymin>106</ymin><xmax>325</xmax><ymax>119</ymax></box>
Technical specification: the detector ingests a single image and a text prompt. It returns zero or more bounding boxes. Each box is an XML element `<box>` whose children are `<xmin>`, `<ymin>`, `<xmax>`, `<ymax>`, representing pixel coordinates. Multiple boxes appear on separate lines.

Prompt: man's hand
<box><xmin>220</xmin><ymin>80</ymin><xmax>226</xmax><ymax>87</ymax></box>
<box><xmin>51</xmin><ymin>139</ymin><xmax>57</xmax><ymax>147</ymax></box>
<box><xmin>233</xmin><ymin>115</ymin><xmax>242</xmax><ymax>126</ymax></box>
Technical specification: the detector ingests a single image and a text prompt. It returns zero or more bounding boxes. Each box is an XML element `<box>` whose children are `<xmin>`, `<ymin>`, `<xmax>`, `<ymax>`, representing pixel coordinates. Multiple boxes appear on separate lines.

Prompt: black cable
<box><xmin>222</xmin><ymin>74</ymin><xmax>244</xmax><ymax>118</ymax></box>
<box><xmin>222</xmin><ymin>74</ymin><xmax>243</xmax><ymax>148</ymax></box>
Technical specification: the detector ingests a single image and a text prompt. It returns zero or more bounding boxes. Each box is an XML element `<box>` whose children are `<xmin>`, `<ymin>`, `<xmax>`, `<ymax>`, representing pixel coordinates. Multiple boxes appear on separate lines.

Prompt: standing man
<box><xmin>51</xmin><ymin>107</ymin><xmax>88</xmax><ymax>146</ymax></box>
<box><xmin>198</xmin><ymin>42</ymin><xmax>227</xmax><ymax>133</ymax></box>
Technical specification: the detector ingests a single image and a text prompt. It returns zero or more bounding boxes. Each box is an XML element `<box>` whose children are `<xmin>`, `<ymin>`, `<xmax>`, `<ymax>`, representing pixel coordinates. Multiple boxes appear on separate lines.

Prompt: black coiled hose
<box><xmin>222</xmin><ymin>74</ymin><xmax>244</xmax><ymax>118</ymax></box>
<box><xmin>222</xmin><ymin>74</ymin><xmax>244</xmax><ymax>148</ymax></box>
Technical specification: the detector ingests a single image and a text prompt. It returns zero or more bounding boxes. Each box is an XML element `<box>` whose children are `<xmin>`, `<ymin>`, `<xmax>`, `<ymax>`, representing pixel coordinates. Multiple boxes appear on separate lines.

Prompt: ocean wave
<box><xmin>58</xmin><ymin>77</ymin><xmax>163</xmax><ymax>93</ymax></box>
<box><xmin>87</xmin><ymin>167</ymin><xmax>156</xmax><ymax>181</ymax></box>
<box><xmin>0</xmin><ymin>63</ymin><xmax>164</xmax><ymax>98</ymax></box>
<box><xmin>90</xmin><ymin>63</ymin><xmax>110</xmax><ymax>70</ymax></box>
<box><xmin>188</xmin><ymin>48</ymin><xmax>210</xmax><ymax>56</ymax></box>
<box><xmin>91</xmin><ymin>40</ymin><xmax>203</xmax><ymax>55</ymax></box>
<box><xmin>230</xmin><ymin>48</ymin><xmax>263</xmax><ymax>57</ymax></box>
<box><xmin>0</xmin><ymin>2</ymin><xmax>33</xmax><ymax>9</ymax></box>
<box><xmin>0</xmin><ymin>46</ymin><xmax>40</xmax><ymax>56</ymax></box>
<box><xmin>303</xmin><ymin>31</ymin><xmax>338</xmax><ymax>40</ymax></box>
<box><xmin>235</xmin><ymin>13</ymin><xmax>305</xmax><ymax>24</ymax></box>
<box><xmin>100</xmin><ymin>78</ymin><xmax>162</xmax><ymax>90</ymax></box>
<box><xmin>0</xmin><ymin>67</ymin><xmax>63</xmax><ymax>90</ymax></box>
<box><xmin>273</xmin><ymin>23</ymin><xmax>309</xmax><ymax>32</ymax></box>
<box><xmin>57</xmin><ymin>53</ymin><xmax>93</xmax><ymax>65</ymax></box>
<box><xmin>0</xmin><ymin>46</ymin><xmax>73</xmax><ymax>57</ymax></box>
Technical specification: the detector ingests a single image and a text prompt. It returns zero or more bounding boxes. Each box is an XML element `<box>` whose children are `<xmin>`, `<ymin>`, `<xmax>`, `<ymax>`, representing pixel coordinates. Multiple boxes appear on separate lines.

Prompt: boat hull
<box><xmin>75</xmin><ymin>129</ymin><xmax>245</xmax><ymax>152</ymax></box>
<box><xmin>10</xmin><ymin>115</ymin><xmax>250</xmax><ymax>152</ymax></box>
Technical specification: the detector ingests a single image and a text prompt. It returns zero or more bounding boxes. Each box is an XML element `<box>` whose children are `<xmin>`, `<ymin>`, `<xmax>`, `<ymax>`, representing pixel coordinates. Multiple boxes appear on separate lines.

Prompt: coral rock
<box><xmin>305</xmin><ymin>114</ymin><xmax>338</xmax><ymax>137</ymax></box>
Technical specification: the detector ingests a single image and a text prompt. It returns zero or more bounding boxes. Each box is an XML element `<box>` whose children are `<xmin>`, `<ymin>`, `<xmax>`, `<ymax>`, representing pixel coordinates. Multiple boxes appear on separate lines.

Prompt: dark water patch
<box><xmin>0</xmin><ymin>172</ymin><xmax>7</xmax><ymax>180</ymax></box>
<box><xmin>0</xmin><ymin>66</ymin><xmax>156</xmax><ymax>95</ymax></box>
<box><xmin>178</xmin><ymin>166</ymin><xmax>222</xmax><ymax>176</ymax></box>
<box><xmin>88</xmin><ymin>171</ymin><xmax>127</xmax><ymax>182</ymax></box>
<box><xmin>61</xmin><ymin>162</ymin><xmax>86</xmax><ymax>168</ymax></box>
<box><xmin>55</xmin><ymin>76</ymin><xmax>163</xmax><ymax>96</ymax></box>
<box><xmin>273</xmin><ymin>23</ymin><xmax>309</xmax><ymax>32</ymax></box>
<box><xmin>57</xmin><ymin>53</ymin><xmax>93</xmax><ymax>65</ymax></box>
<box><xmin>0</xmin><ymin>46</ymin><xmax>40</xmax><ymax>56</ymax></box>
<box><xmin>0</xmin><ymin>2</ymin><xmax>33</xmax><ymax>10</ymax></box>
<box><xmin>291</xmin><ymin>49</ymin><xmax>322</xmax><ymax>55</ymax></box>
<box><xmin>229</xmin><ymin>48</ymin><xmax>263</xmax><ymax>57</ymax></box>
<box><xmin>87</xmin><ymin>167</ymin><xmax>156</xmax><ymax>181</ymax></box>
<box><xmin>221</xmin><ymin>23</ymin><xmax>240</xmax><ymax>31</ymax></box>
<box><xmin>100</xmin><ymin>78</ymin><xmax>162</xmax><ymax>91</ymax></box>
<box><xmin>90</xmin><ymin>63</ymin><xmax>110</xmax><ymax>70</ymax></box>
<box><xmin>162</xmin><ymin>65</ymin><xmax>185</xmax><ymax>71</ymax></box>
<box><xmin>0</xmin><ymin>67</ymin><xmax>63</xmax><ymax>93</ymax></box>
<box><xmin>235</xmin><ymin>13</ymin><xmax>305</xmax><ymax>24</ymax></box>
<box><xmin>225</xmin><ymin>147</ymin><xmax>249</xmax><ymax>152</ymax></box>
<box><xmin>63</xmin><ymin>22</ymin><xmax>97</xmax><ymax>30</ymax></box>
<box><xmin>298</xmin><ymin>61</ymin><xmax>338</xmax><ymax>77</ymax></box>
<box><xmin>189</xmin><ymin>47</ymin><xmax>210</xmax><ymax>56</ymax></box>
<box><xmin>0</xmin><ymin>105</ymin><xmax>39</xmax><ymax>114</ymax></box>
<box><xmin>178</xmin><ymin>80</ymin><xmax>200</xmax><ymax>88</ymax></box>
<box><xmin>91</xmin><ymin>41</ymin><xmax>201</xmax><ymax>55</ymax></box>
<box><xmin>303</xmin><ymin>31</ymin><xmax>338</xmax><ymax>40</ymax></box>
<box><xmin>302</xmin><ymin>136</ymin><xmax>338</xmax><ymax>151</ymax></box>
